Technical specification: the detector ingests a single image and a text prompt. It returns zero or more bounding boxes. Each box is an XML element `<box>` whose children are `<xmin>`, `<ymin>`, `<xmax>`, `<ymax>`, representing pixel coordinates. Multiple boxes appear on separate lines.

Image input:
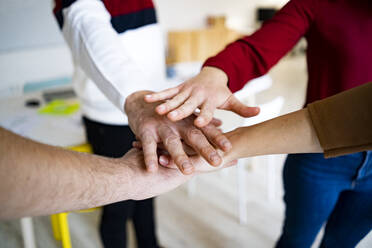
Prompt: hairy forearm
<box><xmin>0</xmin><ymin>128</ymin><xmax>132</xmax><ymax>219</ymax></box>
<box><xmin>225</xmin><ymin>108</ymin><xmax>322</xmax><ymax>160</ymax></box>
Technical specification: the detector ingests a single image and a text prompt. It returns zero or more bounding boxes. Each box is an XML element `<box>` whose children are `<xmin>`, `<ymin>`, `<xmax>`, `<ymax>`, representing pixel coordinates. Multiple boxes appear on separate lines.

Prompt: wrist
<box><xmin>125</xmin><ymin>90</ymin><xmax>155</xmax><ymax>132</ymax></box>
<box><xmin>223</xmin><ymin>127</ymin><xmax>246</xmax><ymax>161</ymax></box>
<box><xmin>125</xmin><ymin>90</ymin><xmax>153</xmax><ymax>114</ymax></box>
<box><xmin>201</xmin><ymin>66</ymin><xmax>229</xmax><ymax>86</ymax></box>
<box><xmin>109</xmin><ymin>158</ymin><xmax>136</xmax><ymax>201</ymax></box>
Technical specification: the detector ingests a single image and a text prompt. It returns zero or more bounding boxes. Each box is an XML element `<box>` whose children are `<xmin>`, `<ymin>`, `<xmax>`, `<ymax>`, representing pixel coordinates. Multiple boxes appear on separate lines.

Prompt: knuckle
<box><xmin>196</xmin><ymin>89</ymin><xmax>207</xmax><ymax>98</ymax></box>
<box><xmin>145</xmin><ymin>155</ymin><xmax>157</xmax><ymax>162</ymax></box>
<box><xmin>137</xmin><ymin>123</ymin><xmax>146</xmax><ymax>132</ymax></box>
<box><xmin>215</xmin><ymin>135</ymin><xmax>227</xmax><ymax>145</ymax></box>
<box><xmin>175</xmin><ymin>155</ymin><xmax>188</xmax><ymax>166</ymax></box>
<box><xmin>202</xmin><ymin>124</ymin><xmax>213</xmax><ymax>132</ymax></box>
<box><xmin>201</xmin><ymin>125</ymin><xmax>216</xmax><ymax>135</ymax></box>
<box><xmin>173</xmin><ymin>95</ymin><xmax>185</xmax><ymax>103</ymax></box>
<box><xmin>202</xmin><ymin>110</ymin><xmax>213</xmax><ymax>118</ymax></box>
<box><xmin>165</xmin><ymin>135</ymin><xmax>180</xmax><ymax>147</ymax></box>
<box><xmin>185</xmin><ymin>100</ymin><xmax>196</xmax><ymax>108</ymax></box>
<box><xmin>139</xmin><ymin>130</ymin><xmax>154</xmax><ymax>141</ymax></box>
<box><xmin>186</xmin><ymin>128</ymin><xmax>202</xmax><ymax>141</ymax></box>
<box><xmin>139</xmin><ymin>120</ymin><xmax>155</xmax><ymax>130</ymax></box>
<box><xmin>200</xmin><ymin>146</ymin><xmax>214</xmax><ymax>156</ymax></box>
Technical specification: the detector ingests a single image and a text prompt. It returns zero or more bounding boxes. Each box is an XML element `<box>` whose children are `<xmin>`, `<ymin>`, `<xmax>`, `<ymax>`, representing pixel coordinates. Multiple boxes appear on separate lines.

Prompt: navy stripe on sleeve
<box><xmin>54</xmin><ymin>0</ymin><xmax>77</xmax><ymax>29</ymax></box>
<box><xmin>54</xmin><ymin>1</ymin><xmax>156</xmax><ymax>33</ymax></box>
<box><xmin>111</xmin><ymin>8</ymin><xmax>157</xmax><ymax>33</ymax></box>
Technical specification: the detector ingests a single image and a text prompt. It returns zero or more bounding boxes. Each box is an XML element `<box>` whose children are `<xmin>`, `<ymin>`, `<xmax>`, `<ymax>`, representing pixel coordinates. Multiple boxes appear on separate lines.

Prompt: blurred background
<box><xmin>0</xmin><ymin>0</ymin><xmax>370</xmax><ymax>248</ymax></box>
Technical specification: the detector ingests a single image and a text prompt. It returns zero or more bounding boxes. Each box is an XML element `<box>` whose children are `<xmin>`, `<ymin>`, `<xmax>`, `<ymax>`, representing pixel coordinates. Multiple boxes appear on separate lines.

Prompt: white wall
<box><xmin>0</xmin><ymin>0</ymin><xmax>64</xmax><ymax>52</ymax></box>
<box><xmin>154</xmin><ymin>0</ymin><xmax>288</xmax><ymax>32</ymax></box>
<box><xmin>0</xmin><ymin>0</ymin><xmax>289</xmax><ymax>96</ymax></box>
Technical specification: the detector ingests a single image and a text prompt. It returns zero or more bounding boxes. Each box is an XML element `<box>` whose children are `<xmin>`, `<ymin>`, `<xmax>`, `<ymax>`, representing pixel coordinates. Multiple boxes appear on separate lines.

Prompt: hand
<box><xmin>125</xmin><ymin>91</ymin><xmax>232</xmax><ymax>175</ymax></box>
<box><xmin>144</xmin><ymin>66</ymin><xmax>260</xmax><ymax>127</ymax></box>
<box><xmin>119</xmin><ymin>148</ymin><xmax>236</xmax><ymax>200</ymax></box>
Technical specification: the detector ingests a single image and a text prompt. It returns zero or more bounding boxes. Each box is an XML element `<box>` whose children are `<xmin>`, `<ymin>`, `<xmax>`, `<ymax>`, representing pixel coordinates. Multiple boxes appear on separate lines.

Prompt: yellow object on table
<box><xmin>50</xmin><ymin>143</ymin><xmax>99</xmax><ymax>248</ymax></box>
<box><xmin>38</xmin><ymin>100</ymin><xmax>80</xmax><ymax>116</ymax></box>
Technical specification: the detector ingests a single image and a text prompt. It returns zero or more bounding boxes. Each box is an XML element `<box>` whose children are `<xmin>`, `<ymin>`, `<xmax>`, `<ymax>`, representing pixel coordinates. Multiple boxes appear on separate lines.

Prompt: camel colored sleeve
<box><xmin>307</xmin><ymin>82</ymin><xmax>372</xmax><ymax>158</ymax></box>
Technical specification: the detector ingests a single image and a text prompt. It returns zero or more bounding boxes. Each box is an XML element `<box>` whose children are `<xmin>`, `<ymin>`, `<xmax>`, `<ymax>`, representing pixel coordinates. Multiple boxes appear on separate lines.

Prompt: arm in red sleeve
<box><xmin>204</xmin><ymin>0</ymin><xmax>318</xmax><ymax>92</ymax></box>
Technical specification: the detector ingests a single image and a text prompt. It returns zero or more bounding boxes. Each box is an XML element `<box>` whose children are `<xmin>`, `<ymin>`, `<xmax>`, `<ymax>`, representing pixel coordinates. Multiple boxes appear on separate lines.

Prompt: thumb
<box><xmin>223</xmin><ymin>95</ymin><xmax>260</xmax><ymax>117</ymax></box>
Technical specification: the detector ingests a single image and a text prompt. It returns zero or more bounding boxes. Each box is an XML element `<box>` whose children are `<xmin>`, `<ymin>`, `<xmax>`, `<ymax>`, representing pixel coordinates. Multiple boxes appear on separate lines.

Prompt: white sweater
<box><xmin>61</xmin><ymin>0</ymin><xmax>169</xmax><ymax>125</ymax></box>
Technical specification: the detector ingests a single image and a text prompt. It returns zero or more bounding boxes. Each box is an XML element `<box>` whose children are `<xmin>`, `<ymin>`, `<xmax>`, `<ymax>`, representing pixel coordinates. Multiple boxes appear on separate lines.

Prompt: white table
<box><xmin>0</xmin><ymin>91</ymin><xmax>85</xmax><ymax>147</ymax></box>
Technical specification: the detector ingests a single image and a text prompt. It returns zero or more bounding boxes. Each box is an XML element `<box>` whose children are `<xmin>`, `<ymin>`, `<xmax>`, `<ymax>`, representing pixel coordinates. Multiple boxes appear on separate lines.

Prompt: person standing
<box><xmin>53</xmin><ymin>0</ymin><xmax>231</xmax><ymax>246</ymax></box>
<box><xmin>145</xmin><ymin>0</ymin><xmax>372</xmax><ymax>247</ymax></box>
<box><xmin>53</xmin><ymin>0</ymin><xmax>166</xmax><ymax>247</ymax></box>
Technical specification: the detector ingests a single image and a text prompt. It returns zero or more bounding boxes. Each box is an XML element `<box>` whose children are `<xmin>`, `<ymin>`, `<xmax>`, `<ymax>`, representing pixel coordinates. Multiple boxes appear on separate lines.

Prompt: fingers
<box><xmin>132</xmin><ymin>141</ymin><xmax>142</xmax><ymax>149</ymax></box>
<box><xmin>139</xmin><ymin>132</ymin><xmax>159</xmax><ymax>172</ymax></box>
<box><xmin>181</xmin><ymin>127</ymin><xmax>222</xmax><ymax>166</ymax></box>
<box><xmin>225</xmin><ymin>159</ymin><xmax>238</xmax><ymax>167</ymax></box>
<box><xmin>155</xmin><ymin>90</ymin><xmax>190</xmax><ymax>115</ymax></box>
<box><xmin>134</xmin><ymin>140</ymin><xmax>196</xmax><ymax>155</ymax></box>
<box><xmin>210</xmin><ymin>117</ymin><xmax>222</xmax><ymax>127</ymax></box>
<box><xmin>224</xmin><ymin>95</ymin><xmax>260</xmax><ymax>118</ymax></box>
<box><xmin>144</xmin><ymin>87</ymin><xmax>180</xmax><ymax>103</ymax></box>
<box><xmin>158</xmin><ymin>155</ymin><xmax>178</xmax><ymax>169</ymax></box>
<box><xmin>167</xmin><ymin>95</ymin><xmax>202</xmax><ymax>122</ymax></box>
<box><xmin>200</xmin><ymin>123</ymin><xmax>232</xmax><ymax>152</ymax></box>
<box><xmin>195</xmin><ymin>102</ymin><xmax>216</xmax><ymax>127</ymax></box>
<box><xmin>158</xmin><ymin>125</ymin><xmax>194</xmax><ymax>175</ymax></box>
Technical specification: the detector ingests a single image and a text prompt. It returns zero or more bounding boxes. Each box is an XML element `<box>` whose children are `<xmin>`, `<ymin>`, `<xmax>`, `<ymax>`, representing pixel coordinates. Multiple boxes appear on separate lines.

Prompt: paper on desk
<box><xmin>0</xmin><ymin>112</ymin><xmax>43</xmax><ymax>138</ymax></box>
<box><xmin>0</xmin><ymin>109</ymin><xmax>85</xmax><ymax>147</ymax></box>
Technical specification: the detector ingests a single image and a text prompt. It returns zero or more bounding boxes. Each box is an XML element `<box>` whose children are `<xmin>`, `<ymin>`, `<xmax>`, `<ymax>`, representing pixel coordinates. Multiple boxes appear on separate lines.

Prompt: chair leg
<box><xmin>58</xmin><ymin>213</ymin><xmax>72</xmax><ymax>248</ymax></box>
<box><xmin>20</xmin><ymin>217</ymin><xmax>36</xmax><ymax>248</ymax></box>
<box><xmin>237</xmin><ymin>160</ymin><xmax>248</xmax><ymax>224</ymax></box>
<box><xmin>51</xmin><ymin>214</ymin><xmax>61</xmax><ymax>241</ymax></box>
<box><xmin>266</xmin><ymin>155</ymin><xmax>276</xmax><ymax>202</ymax></box>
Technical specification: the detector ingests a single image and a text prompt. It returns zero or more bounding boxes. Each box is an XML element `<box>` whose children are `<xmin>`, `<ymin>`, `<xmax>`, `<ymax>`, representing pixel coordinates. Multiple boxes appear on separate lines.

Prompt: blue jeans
<box><xmin>276</xmin><ymin>152</ymin><xmax>372</xmax><ymax>248</ymax></box>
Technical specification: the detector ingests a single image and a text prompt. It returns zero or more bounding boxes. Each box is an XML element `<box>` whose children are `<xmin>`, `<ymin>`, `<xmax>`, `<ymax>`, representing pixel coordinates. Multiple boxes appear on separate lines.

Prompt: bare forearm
<box><xmin>0</xmin><ymin>128</ymin><xmax>132</xmax><ymax>219</ymax></box>
<box><xmin>225</xmin><ymin>108</ymin><xmax>322</xmax><ymax>160</ymax></box>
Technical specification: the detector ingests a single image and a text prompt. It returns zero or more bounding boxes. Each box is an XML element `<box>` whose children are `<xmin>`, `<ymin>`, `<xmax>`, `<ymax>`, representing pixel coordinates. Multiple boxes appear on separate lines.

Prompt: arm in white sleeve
<box><xmin>61</xmin><ymin>0</ymin><xmax>143</xmax><ymax>112</ymax></box>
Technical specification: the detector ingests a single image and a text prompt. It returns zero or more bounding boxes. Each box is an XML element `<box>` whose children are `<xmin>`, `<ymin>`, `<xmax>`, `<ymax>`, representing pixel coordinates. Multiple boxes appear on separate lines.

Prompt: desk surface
<box><xmin>0</xmin><ymin>91</ymin><xmax>85</xmax><ymax>147</ymax></box>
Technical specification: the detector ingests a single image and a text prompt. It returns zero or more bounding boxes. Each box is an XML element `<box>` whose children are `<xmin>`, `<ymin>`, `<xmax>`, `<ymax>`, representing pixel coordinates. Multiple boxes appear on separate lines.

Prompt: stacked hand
<box><xmin>144</xmin><ymin>67</ymin><xmax>260</xmax><ymax>127</ymax></box>
<box><xmin>125</xmin><ymin>90</ymin><xmax>233</xmax><ymax>175</ymax></box>
<box><xmin>120</xmin><ymin>148</ymin><xmax>237</xmax><ymax>200</ymax></box>
<box><xmin>125</xmin><ymin>67</ymin><xmax>259</xmax><ymax>176</ymax></box>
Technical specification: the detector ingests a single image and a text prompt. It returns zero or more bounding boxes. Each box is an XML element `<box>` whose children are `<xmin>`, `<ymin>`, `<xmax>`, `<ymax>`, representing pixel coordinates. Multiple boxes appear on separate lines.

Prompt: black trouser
<box><xmin>83</xmin><ymin>117</ymin><xmax>159</xmax><ymax>248</ymax></box>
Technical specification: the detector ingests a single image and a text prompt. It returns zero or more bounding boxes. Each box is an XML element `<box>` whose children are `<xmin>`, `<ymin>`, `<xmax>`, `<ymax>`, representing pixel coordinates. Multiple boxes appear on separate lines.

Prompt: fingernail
<box><xmin>197</xmin><ymin>117</ymin><xmax>204</xmax><ymax>124</ymax></box>
<box><xmin>222</xmin><ymin>141</ymin><xmax>231</xmax><ymax>150</ymax></box>
<box><xmin>157</xmin><ymin>105</ymin><xmax>165</xmax><ymax>112</ymax></box>
<box><xmin>182</xmin><ymin>162</ymin><xmax>193</xmax><ymax>174</ymax></box>
<box><xmin>211</xmin><ymin>154</ymin><xmax>220</xmax><ymax>163</ymax></box>
<box><xmin>145</xmin><ymin>95</ymin><xmax>152</xmax><ymax>99</ymax></box>
<box><xmin>169</xmin><ymin>111</ymin><xmax>178</xmax><ymax>118</ymax></box>
<box><xmin>159</xmin><ymin>156</ymin><xmax>169</xmax><ymax>165</ymax></box>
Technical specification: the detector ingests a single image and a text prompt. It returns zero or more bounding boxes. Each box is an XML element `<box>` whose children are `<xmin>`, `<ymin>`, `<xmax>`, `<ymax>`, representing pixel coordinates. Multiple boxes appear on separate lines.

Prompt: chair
<box><xmin>49</xmin><ymin>143</ymin><xmax>98</xmax><ymax>248</ymax></box>
<box><xmin>236</xmin><ymin>96</ymin><xmax>285</xmax><ymax>224</ymax></box>
<box><xmin>20</xmin><ymin>217</ymin><xmax>36</xmax><ymax>248</ymax></box>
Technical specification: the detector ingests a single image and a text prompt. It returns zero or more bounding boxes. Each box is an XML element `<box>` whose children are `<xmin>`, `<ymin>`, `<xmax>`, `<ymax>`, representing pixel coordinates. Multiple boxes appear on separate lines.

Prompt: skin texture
<box><xmin>155</xmin><ymin>108</ymin><xmax>322</xmax><ymax>168</ymax></box>
<box><xmin>224</xmin><ymin>108</ymin><xmax>322</xmax><ymax>159</ymax></box>
<box><xmin>125</xmin><ymin>90</ymin><xmax>232</xmax><ymax>175</ymax></box>
<box><xmin>144</xmin><ymin>66</ymin><xmax>260</xmax><ymax>127</ymax></box>
<box><xmin>0</xmin><ymin>107</ymin><xmax>322</xmax><ymax>219</ymax></box>
<box><xmin>0</xmin><ymin>127</ymin><xmax>234</xmax><ymax>219</ymax></box>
